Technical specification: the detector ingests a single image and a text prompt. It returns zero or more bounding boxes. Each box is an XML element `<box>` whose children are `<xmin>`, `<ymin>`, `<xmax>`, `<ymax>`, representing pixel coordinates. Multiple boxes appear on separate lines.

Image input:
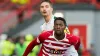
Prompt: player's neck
<box><xmin>44</xmin><ymin>15</ymin><xmax>52</xmax><ymax>23</ymax></box>
<box><xmin>54</xmin><ymin>33</ymin><xmax>65</xmax><ymax>40</ymax></box>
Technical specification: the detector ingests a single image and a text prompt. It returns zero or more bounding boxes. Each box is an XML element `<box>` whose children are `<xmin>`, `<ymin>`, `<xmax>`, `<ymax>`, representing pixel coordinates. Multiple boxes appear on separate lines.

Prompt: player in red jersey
<box><xmin>23</xmin><ymin>17</ymin><xmax>80</xmax><ymax>56</ymax></box>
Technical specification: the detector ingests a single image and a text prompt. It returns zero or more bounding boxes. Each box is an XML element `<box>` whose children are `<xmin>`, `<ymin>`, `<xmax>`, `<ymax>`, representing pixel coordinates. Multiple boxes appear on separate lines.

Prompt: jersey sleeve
<box><xmin>68</xmin><ymin>35</ymin><xmax>80</xmax><ymax>51</ymax></box>
<box><xmin>23</xmin><ymin>33</ymin><xmax>45</xmax><ymax>56</ymax></box>
<box><xmin>72</xmin><ymin>36</ymin><xmax>80</xmax><ymax>51</ymax></box>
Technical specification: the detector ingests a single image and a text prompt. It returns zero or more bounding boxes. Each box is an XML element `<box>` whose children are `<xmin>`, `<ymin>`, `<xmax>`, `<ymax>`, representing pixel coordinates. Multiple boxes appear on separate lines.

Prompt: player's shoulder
<box><xmin>66</xmin><ymin>34</ymin><xmax>79</xmax><ymax>40</ymax></box>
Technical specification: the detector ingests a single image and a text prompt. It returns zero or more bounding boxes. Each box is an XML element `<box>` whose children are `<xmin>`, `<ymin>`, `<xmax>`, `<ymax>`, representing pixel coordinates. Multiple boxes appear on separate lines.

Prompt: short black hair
<box><xmin>40</xmin><ymin>0</ymin><xmax>53</xmax><ymax>7</ymax></box>
<box><xmin>54</xmin><ymin>17</ymin><xmax>67</xmax><ymax>26</ymax></box>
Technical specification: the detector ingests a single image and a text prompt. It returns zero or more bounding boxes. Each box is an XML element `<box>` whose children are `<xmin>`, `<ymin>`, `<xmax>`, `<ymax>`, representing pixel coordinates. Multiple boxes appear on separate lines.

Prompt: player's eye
<box><xmin>45</xmin><ymin>5</ymin><xmax>49</xmax><ymax>8</ymax></box>
<box><xmin>40</xmin><ymin>6</ymin><xmax>44</xmax><ymax>8</ymax></box>
<box><xmin>59</xmin><ymin>24</ymin><xmax>63</xmax><ymax>26</ymax></box>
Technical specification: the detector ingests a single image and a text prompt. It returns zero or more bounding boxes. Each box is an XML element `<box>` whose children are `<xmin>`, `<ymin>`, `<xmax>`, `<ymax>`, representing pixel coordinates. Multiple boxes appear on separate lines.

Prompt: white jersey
<box><xmin>40</xmin><ymin>15</ymin><xmax>79</xmax><ymax>56</ymax></box>
<box><xmin>40</xmin><ymin>15</ymin><xmax>54</xmax><ymax>31</ymax></box>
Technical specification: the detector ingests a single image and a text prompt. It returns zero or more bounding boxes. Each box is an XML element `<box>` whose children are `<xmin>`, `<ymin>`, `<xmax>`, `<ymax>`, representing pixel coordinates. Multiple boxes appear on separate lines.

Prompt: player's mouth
<box><xmin>56</xmin><ymin>29</ymin><xmax>61</xmax><ymax>32</ymax></box>
<box><xmin>43</xmin><ymin>11</ymin><xmax>47</xmax><ymax>14</ymax></box>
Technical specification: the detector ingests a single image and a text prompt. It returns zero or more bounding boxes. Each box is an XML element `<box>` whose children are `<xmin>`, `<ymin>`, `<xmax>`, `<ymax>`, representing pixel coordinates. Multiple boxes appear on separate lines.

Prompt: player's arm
<box><xmin>69</xmin><ymin>35</ymin><xmax>80</xmax><ymax>51</ymax></box>
<box><xmin>75</xmin><ymin>37</ymin><xmax>80</xmax><ymax>51</ymax></box>
<box><xmin>23</xmin><ymin>33</ymin><xmax>44</xmax><ymax>56</ymax></box>
<box><xmin>73</xmin><ymin>36</ymin><xmax>80</xmax><ymax>51</ymax></box>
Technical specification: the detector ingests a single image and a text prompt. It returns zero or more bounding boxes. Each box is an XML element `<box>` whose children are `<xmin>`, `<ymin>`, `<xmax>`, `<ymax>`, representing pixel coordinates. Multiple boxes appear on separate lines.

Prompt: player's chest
<box><xmin>43</xmin><ymin>37</ymin><xmax>71</xmax><ymax>50</ymax></box>
<box><xmin>42</xmin><ymin>38</ymin><xmax>71</xmax><ymax>55</ymax></box>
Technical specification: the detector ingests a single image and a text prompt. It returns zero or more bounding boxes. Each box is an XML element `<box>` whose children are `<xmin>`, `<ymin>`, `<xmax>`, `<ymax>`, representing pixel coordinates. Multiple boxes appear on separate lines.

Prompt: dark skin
<box><xmin>54</xmin><ymin>20</ymin><xmax>66</xmax><ymax>40</ymax></box>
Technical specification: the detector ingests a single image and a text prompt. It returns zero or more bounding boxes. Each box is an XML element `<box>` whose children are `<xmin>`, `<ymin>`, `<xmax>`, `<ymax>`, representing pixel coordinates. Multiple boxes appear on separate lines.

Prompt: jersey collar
<box><xmin>52</xmin><ymin>31</ymin><xmax>66</xmax><ymax>41</ymax></box>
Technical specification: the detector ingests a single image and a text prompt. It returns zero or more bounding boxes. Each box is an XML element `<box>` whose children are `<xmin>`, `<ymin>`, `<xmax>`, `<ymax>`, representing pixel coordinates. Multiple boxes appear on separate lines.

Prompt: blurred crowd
<box><xmin>0</xmin><ymin>0</ymin><xmax>100</xmax><ymax>10</ymax></box>
<box><xmin>0</xmin><ymin>34</ymin><xmax>40</xmax><ymax>56</ymax></box>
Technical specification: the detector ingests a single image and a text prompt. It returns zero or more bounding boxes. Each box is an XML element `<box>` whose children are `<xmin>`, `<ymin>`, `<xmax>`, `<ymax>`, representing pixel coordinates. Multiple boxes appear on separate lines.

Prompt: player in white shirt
<box><xmin>39</xmin><ymin>0</ymin><xmax>79</xmax><ymax>56</ymax></box>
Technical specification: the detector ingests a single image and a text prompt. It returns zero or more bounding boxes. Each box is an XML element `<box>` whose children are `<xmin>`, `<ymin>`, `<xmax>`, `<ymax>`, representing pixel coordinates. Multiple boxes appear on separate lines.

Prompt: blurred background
<box><xmin>0</xmin><ymin>0</ymin><xmax>100</xmax><ymax>56</ymax></box>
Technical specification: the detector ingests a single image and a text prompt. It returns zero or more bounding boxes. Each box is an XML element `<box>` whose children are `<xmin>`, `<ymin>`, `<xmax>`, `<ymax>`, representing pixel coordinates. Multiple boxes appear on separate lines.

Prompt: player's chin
<box><xmin>56</xmin><ymin>31</ymin><xmax>62</xmax><ymax>35</ymax></box>
<box><xmin>42</xmin><ymin>13</ymin><xmax>47</xmax><ymax>16</ymax></box>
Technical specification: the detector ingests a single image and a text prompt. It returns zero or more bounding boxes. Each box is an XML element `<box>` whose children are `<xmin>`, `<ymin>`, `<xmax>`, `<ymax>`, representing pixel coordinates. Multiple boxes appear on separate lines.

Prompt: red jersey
<box><xmin>23</xmin><ymin>31</ymin><xmax>80</xmax><ymax>56</ymax></box>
